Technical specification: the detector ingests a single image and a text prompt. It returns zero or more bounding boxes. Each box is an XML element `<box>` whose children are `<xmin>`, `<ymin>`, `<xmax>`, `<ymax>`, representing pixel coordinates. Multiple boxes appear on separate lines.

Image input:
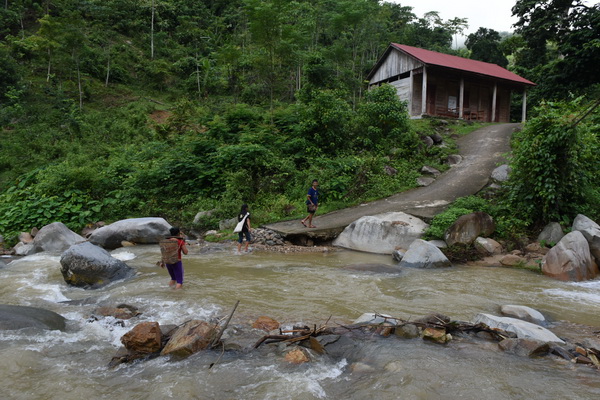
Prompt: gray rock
<box><xmin>571</xmin><ymin>214</ymin><xmax>600</xmax><ymax>263</ymax></box>
<box><xmin>384</xmin><ymin>165</ymin><xmax>398</xmax><ymax>176</ymax></box>
<box><xmin>444</xmin><ymin>212</ymin><xmax>495</xmax><ymax>247</ymax></box>
<box><xmin>395</xmin><ymin>323</ymin><xmax>420</xmax><ymax>339</ymax></box>
<box><xmin>572</xmin><ymin>214</ymin><xmax>600</xmax><ymax>232</ymax></box>
<box><xmin>427</xmin><ymin>240</ymin><xmax>447</xmax><ymax>249</ymax></box>
<box><xmin>18</xmin><ymin>232</ymin><xmax>34</xmax><ymax>243</ymax></box>
<box><xmin>193</xmin><ymin>210</ymin><xmax>214</xmax><ymax>224</ymax></box>
<box><xmin>392</xmin><ymin>249</ymin><xmax>405</xmax><ymax>262</ymax></box>
<box><xmin>474</xmin><ymin>237</ymin><xmax>503</xmax><ymax>255</ymax></box>
<box><xmin>537</xmin><ymin>222</ymin><xmax>564</xmax><ymax>245</ymax></box>
<box><xmin>474</xmin><ymin>313</ymin><xmax>564</xmax><ymax>344</ymax></box>
<box><xmin>421</xmin><ymin>166</ymin><xmax>441</xmax><ymax>177</ymax></box>
<box><xmin>219</xmin><ymin>217</ymin><xmax>238</xmax><ymax>231</ymax></box>
<box><xmin>60</xmin><ymin>242</ymin><xmax>135</xmax><ymax>288</ymax></box>
<box><xmin>500</xmin><ymin>305</ymin><xmax>545</xmax><ymax>324</ymax></box>
<box><xmin>28</xmin><ymin>222</ymin><xmax>85</xmax><ymax>255</ymax></box>
<box><xmin>89</xmin><ymin>217</ymin><xmax>171</xmax><ymax>249</ymax></box>
<box><xmin>491</xmin><ymin>164</ymin><xmax>510</xmax><ymax>182</ymax></box>
<box><xmin>430</xmin><ymin>133</ymin><xmax>443</xmax><ymax>144</ymax></box>
<box><xmin>13</xmin><ymin>242</ymin><xmax>34</xmax><ymax>256</ymax></box>
<box><xmin>542</xmin><ymin>231</ymin><xmax>599</xmax><ymax>282</ymax></box>
<box><xmin>333</xmin><ymin>212</ymin><xmax>428</xmax><ymax>254</ymax></box>
<box><xmin>447</xmin><ymin>154</ymin><xmax>463</xmax><ymax>165</ymax></box>
<box><xmin>498</xmin><ymin>338</ymin><xmax>550</xmax><ymax>357</ymax></box>
<box><xmin>421</xmin><ymin>135</ymin><xmax>434</xmax><ymax>148</ymax></box>
<box><xmin>0</xmin><ymin>304</ymin><xmax>66</xmax><ymax>331</ymax></box>
<box><xmin>417</xmin><ymin>176</ymin><xmax>435</xmax><ymax>187</ymax></box>
<box><xmin>399</xmin><ymin>239</ymin><xmax>452</xmax><ymax>269</ymax></box>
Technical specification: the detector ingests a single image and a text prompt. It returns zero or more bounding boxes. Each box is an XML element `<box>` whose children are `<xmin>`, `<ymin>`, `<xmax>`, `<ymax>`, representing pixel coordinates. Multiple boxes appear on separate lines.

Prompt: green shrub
<box><xmin>424</xmin><ymin>207</ymin><xmax>473</xmax><ymax>240</ymax></box>
<box><xmin>504</xmin><ymin>98</ymin><xmax>600</xmax><ymax>225</ymax></box>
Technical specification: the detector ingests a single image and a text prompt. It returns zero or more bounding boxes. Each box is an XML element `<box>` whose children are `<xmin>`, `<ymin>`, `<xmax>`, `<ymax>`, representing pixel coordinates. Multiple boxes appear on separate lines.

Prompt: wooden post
<box><xmin>409</xmin><ymin>70</ymin><xmax>413</xmax><ymax>117</ymax></box>
<box><xmin>421</xmin><ymin>66</ymin><xmax>427</xmax><ymax>116</ymax></box>
<box><xmin>491</xmin><ymin>83</ymin><xmax>497</xmax><ymax>122</ymax></box>
<box><xmin>459</xmin><ymin>77</ymin><xmax>464</xmax><ymax>119</ymax></box>
<box><xmin>522</xmin><ymin>88</ymin><xmax>527</xmax><ymax>123</ymax></box>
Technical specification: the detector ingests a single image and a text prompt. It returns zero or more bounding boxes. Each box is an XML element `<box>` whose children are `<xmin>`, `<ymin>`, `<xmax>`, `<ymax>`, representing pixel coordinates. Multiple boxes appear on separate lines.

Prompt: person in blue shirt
<box><xmin>301</xmin><ymin>179</ymin><xmax>319</xmax><ymax>228</ymax></box>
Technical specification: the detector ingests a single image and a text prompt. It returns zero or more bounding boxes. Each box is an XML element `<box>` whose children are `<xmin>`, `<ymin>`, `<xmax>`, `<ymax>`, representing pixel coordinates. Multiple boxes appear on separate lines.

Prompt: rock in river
<box><xmin>333</xmin><ymin>212</ymin><xmax>428</xmax><ymax>254</ymax></box>
<box><xmin>88</xmin><ymin>217</ymin><xmax>171</xmax><ymax>249</ymax></box>
<box><xmin>60</xmin><ymin>242</ymin><xmax>134</xmax><ymax>288</ymax></box>
<box><xmin>0</xmin><ymin>304</ymin><xmax>66</xmax><ymax>331</ymax></box>
<box><xmin>399</xmin><ymin>239</ymin><xmax>451</xmax><ymax>269</ymax></box>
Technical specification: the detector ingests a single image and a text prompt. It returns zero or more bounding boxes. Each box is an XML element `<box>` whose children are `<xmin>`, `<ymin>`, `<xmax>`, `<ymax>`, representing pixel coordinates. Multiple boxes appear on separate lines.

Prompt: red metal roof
<box><xmin>391</xmin><ymin>43</ymin><xmax>536</xmax><ymax>86</ymax></box>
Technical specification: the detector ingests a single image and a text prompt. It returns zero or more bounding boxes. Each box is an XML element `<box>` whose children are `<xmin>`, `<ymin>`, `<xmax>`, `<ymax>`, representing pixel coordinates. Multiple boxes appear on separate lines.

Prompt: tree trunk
<box><xmin>150</xmin><ymin>0</ymin><xmax>155</xmax><ymax>59</ymax></box>
<box><xmin>196</xmin><ymin>53</ymin><xmax>201</xmax><ymax>100</ymax></box>
<box><xmin>46</xmin><ymin>48</ymin><xmax>52</xmax><ymax>82</ymax></box>
<box><xmin>105</xmin><ymin>47</ymin><xmax>111</xmax><ymax>87</ymax></box>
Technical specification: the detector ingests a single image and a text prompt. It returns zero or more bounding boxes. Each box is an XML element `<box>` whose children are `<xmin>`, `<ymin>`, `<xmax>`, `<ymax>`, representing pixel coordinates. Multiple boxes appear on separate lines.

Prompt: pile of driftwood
<box><xmin>107</xmin><ymin>301</ymin><xmax>599</xmax><ymax>372</ymax></box>
<box><xmin>252</xmin><ymin>312</ymin><xmax>600</xmax><ymax>370</ymax></box>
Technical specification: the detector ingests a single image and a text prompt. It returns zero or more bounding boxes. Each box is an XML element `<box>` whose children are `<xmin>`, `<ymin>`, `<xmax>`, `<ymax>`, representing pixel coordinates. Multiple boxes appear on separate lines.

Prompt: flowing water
<box><xmin>1</xmin><ymin>244</ymin><xmax>600</xmax><ymax>400</ymax></box>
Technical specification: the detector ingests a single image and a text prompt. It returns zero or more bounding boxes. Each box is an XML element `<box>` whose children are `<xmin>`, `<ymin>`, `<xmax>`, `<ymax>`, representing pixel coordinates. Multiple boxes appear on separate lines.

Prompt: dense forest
<box><xmin>0</xmin><ymin>0</ymin><xmax>599</xmax><ymax>243</ymax></box>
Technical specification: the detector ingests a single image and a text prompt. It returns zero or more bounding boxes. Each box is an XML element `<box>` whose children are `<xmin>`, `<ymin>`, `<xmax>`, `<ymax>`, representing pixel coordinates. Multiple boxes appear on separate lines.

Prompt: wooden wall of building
<box><xmin>369</xmin><ymin>50</ymin><xmax>423</xmax><ymax>84</ymax></box>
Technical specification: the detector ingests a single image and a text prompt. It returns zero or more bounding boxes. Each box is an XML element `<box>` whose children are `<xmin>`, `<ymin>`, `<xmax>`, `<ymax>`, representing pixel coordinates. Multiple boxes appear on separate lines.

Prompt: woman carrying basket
<box><xmin>160</xmin><ymin>226</ymin><xmax>188</xmax><ymax>289</ymax></box>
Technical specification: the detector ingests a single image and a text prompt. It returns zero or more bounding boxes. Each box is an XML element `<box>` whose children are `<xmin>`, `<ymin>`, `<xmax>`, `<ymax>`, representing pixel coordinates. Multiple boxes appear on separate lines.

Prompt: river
<box><xmin>1</xmin><ymin>243</ymin><xmax>599</xmax><ymax>399</ymax></box>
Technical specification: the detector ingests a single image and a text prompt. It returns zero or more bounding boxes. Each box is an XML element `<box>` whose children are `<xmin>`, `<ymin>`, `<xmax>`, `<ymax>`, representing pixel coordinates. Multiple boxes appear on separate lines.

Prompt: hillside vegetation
<box><xmin>0</xmin><ymin>1</ymin><xmax>599</xmax><ymax>243</ymax></box>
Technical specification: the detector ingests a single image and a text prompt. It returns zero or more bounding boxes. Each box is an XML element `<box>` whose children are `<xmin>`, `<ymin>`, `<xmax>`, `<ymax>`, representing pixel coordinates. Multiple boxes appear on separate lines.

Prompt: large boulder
<box><xmin>542</xmin><ymin>231</ymin><xmax>599</xmax><ymax>282</ymax></box>
<box><xmin>161</xmin><ymin>320</ymin><xmax>218</xmax><ymax>357</ymax></box>
<box><xmin>571</xmin><ymin>214</ymin><xmax>600</xmax><ymax>262</ymax></box>
<box><xmin>399</xmin><ymin>239</ymin><xmax>451</xmax><ymax>269</ymax></box>
<box><xmin>444</xmin><ymin>212</ymin><xmax>495</xmax><ymax>247</ymax></box>
<box><xmin>27</xmin><ymin>222</ymin><xmax>85</xmax><ymax>255</ymax></box>
<box><xmin>88</xmin><ymin>217</ymin><xmax>171</xmax><ymax>249</ymax></box>
<box><xmin>333</xmin><ymin>212</ymin><xmax>428</xmax><ymax>254</ymax></box>
<box><xmin>0</xmin><ymin>304</ymin><xmax>66</xmax><ymax>331</ymax></box>
<box><xmin>473</xmin><ymin>313</ymin><xmax>564</xmax><ymax>344</ymax></box>
<box><xmin>60</xmin><ymin>242</ymin><xmax>135</xmax><ymax>288</ymax></box>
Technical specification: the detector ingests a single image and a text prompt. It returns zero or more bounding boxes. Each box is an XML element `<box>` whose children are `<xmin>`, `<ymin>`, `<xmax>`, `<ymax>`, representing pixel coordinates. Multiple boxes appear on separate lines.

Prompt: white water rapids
<box><xmin>1</xmin><ymin>244</ymin><xmax>599</xmax><ymax>399</ymax></box>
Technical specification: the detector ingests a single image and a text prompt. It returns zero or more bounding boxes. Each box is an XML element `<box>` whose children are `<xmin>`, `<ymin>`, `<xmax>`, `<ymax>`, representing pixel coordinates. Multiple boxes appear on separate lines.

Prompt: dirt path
<box><xmin>263</xmin><ymin>123</ymin><xmax>520</xmax><ymax>242</ymax></box>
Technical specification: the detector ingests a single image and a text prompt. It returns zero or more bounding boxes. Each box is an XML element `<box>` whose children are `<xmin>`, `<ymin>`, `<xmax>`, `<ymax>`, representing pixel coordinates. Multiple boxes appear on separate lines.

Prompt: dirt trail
<box><xmin>263</xmin><ymin>123</ymin><xmax>520</xmax><ymax>242</ymax></box>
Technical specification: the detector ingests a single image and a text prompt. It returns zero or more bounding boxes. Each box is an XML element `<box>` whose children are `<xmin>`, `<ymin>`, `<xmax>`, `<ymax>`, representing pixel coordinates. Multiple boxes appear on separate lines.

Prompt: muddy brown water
<box><xmin>1</xmin><ymin>244</ymin><xmax>599</xmax><ymax>400</ymax></box>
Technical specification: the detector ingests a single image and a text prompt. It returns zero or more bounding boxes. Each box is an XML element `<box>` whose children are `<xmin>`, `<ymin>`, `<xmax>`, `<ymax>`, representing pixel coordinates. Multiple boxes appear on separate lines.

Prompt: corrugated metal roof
<box><xmin>390</xmin><ymin>43</ymin><xmax>536</xmax><ymax>86</ymax></box>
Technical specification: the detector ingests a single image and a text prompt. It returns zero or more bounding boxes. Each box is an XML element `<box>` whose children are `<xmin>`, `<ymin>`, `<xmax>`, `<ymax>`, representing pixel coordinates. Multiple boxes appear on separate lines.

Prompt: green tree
<box><xmin>355</xmin><ymin>84</ymin><xmax>416</xmax><ymax>152</ymax></box>
<box><xmin>504</xmin><ymin>98</ymin><xmax>600</xmax><ymax>225</ymax></box>
<box><xmin>512</xmin><ymin>1</ymin><xmax>600</xmax><ymax>99</ymax></box>
<box><xmin>465</xmin><ymin>28</ymin><xmax>508</xmax><ymax>67</ymax></box>
<box><xmin>445</xmin><ymin>17</ymin><xmax>469</xmax><ymax>49</ymax></box>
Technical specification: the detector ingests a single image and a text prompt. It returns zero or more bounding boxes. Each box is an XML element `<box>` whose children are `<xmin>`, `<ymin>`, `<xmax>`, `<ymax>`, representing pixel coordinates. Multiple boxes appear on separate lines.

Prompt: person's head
<box><xmin>240</xmin><ymin>204</ymin><xmax>248</xmax><ymax>213</ymax></box>
<box><xmin>169</xmin><ymin>226</ymin><xmax>181</xmax><ymax>237</ymax></box>
<box><xmin>312</xmin><ymin>179</ymin><xmax>318</xmax><ymax>187</ymax></box>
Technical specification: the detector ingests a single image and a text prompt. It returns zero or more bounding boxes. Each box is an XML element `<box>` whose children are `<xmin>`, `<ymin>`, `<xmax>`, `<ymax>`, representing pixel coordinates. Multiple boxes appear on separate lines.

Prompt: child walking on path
<box><xmin>161</xmin><ymin>226</ymin><xmax>188</xmax><ymax>289</ymax></box>
<box><xmin>301</xmin><ymin>179</ymin><xmax>319</xmax><ymax>228</ymax></box>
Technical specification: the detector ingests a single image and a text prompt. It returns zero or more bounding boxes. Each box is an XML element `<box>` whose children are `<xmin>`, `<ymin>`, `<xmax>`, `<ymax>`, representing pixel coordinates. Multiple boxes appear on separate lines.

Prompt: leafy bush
<box><xmin>504</xmin><ymin>98</ymin><xmax>600</xmax><ymax>225</ymax></box>
<box><xmin>424</xmin><ymin>207</ymin><xmax>473</xmax><ymax>240</ymax></box>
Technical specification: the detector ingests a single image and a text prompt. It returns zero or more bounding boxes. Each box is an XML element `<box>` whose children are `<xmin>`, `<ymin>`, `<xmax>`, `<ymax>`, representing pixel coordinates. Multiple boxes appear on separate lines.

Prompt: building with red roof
<box><xmin>367</xmin><ymin>43</ymin><xmax>536</xmax><ymax>122</ymax></box>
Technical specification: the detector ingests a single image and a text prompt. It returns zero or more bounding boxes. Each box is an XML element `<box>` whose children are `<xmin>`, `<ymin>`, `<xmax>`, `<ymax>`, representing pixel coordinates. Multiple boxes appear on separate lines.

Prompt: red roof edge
<box><xmin>386</xmin><ymin>43</ymin><xmax>536</xmax><ymax>86</ymax></box>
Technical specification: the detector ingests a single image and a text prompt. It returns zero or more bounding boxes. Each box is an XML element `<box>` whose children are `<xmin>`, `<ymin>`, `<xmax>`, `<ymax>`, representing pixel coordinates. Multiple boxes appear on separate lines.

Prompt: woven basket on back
<box><xmin>159</xmin><ymin>239</ymin><xmax>179</xmax><ymax>264</ymax></box>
